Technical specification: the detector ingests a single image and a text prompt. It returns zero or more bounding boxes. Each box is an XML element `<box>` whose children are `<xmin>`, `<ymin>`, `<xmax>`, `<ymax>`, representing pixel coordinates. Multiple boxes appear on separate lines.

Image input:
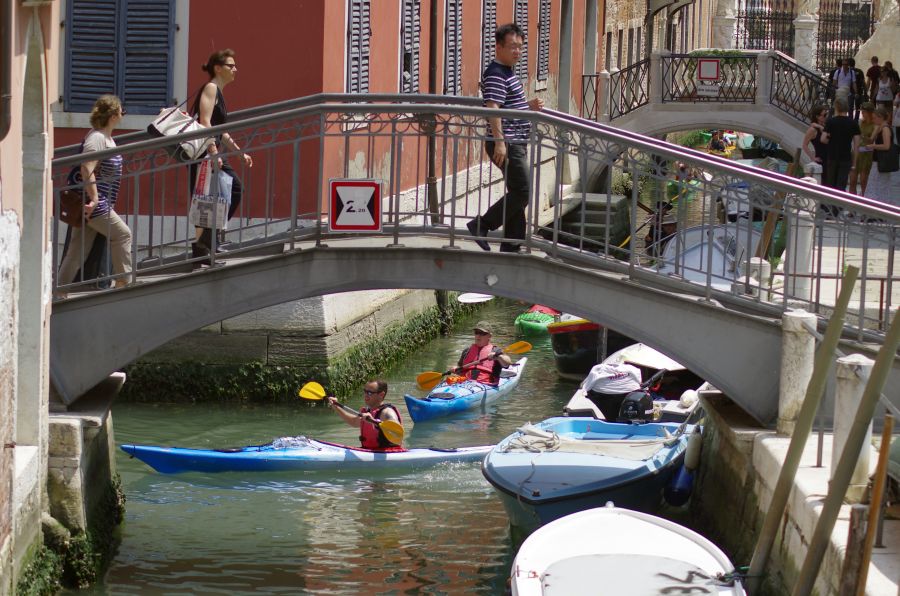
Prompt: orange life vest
<box><xmin>461</xmin><ymin>344</ymin><xmax>501</xmax><ymax>385</ymax></box>
<box><xmin>358</xmin><ymin>403</ymin><xmax>402</xmax><ymax>449</ymax></box>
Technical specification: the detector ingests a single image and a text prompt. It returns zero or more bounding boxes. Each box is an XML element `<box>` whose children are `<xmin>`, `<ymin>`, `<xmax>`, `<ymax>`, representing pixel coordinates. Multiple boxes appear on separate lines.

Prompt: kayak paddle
<box><xmin>415</xmin><ymin>340</ymin><xmax>532</xmax><ymax>391</ymax></box>
<box><xmin>297</xmin><ymin>382</ymin><xmax>404</xmax><ymax>445</ymax></box>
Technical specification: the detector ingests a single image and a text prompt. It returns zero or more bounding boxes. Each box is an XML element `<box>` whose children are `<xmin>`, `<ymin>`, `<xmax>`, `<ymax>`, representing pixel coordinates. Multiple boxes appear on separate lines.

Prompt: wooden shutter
<box><xmin>514</xmin><ymin>0</ymin><xmax>528</xmax><ymax>81</ymax></box>
<box><xmin>66</xmin><ymin>0</ymin><xmax>118</xmax><ymax>112</ymax></box>
<box><xmin>122</xmin><ymin>0</ymin><xmax>173</xmax><ymax>114</ymax></box>
<box><xmin>347</xmin><ymin>0</ymin><xmax>371</xmax><ymax>94</ymax></box>
<box><xmin>537</xmin><ymin>0</ymin><xmax>550</xmax><ymax>81</ymax></box>
<box><xmin>482</xmin><ymin>0</ymin><xmax>497</xmax><ymax>74</ymax></box>
<box><xmin>444</xmin><ymin>0</ymin><xmax>462</xmax><ymax>95</ymax></box>
<box><xmin>401</xmin><ymin>0</ymin><xmax>421</xmax><ymax>93</ymax></box>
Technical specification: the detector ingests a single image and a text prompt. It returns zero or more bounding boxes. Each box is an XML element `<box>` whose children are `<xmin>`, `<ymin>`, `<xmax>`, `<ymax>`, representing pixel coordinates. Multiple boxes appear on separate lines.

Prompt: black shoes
<box><xmin>467</xmin><ymin>219</ymin><xmax>491</xmax><ymax>251</ymax></box>
<box><xmin>499</xmin><ymin>243</ymin><xmax>524</xmax><ymax>254</ymax></box>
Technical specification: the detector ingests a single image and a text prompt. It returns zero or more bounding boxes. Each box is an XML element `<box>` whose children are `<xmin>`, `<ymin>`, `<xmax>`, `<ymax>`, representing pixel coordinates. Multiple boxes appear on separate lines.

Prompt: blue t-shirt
<box><xmin>482</xmin><ymin>61</ymin><xmax>530</xmax><ymax>143</ymax></box>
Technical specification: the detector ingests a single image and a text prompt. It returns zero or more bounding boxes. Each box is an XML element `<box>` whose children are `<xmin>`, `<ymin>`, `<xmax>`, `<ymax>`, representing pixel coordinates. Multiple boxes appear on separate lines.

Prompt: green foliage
<box><xmin>610</xmin><ymin>170</ymin><xmax>632</xmax><ymax>196</ymax></box>
<box><xmin>670</xmin><ymin>129</ymin><xmax>707</xmax><ymax>148</ymax></box>
<box><xmin>62</xmin><ymin>531</ymin><xmax>100</xmax><ymax>589</ymax></box>
<box><xmin>15</xmin><ymin>547</ymin><xmax>63</xmax><ymax>596</ymax></box>
<box><xmin>121</xmin><ymin>294</ymin><xmax>479</xmax><ymax>403</ymax></box>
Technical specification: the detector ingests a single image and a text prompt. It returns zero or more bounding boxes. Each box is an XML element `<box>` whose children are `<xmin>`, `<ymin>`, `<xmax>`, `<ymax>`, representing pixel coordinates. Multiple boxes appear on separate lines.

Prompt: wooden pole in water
<box><xmin>745</xmin><ymin>265</ymin><xmax>859</xmax><ymax>594</ymax></box>
<box><xmin>791</xmin><ymin>311</ymin><xmax>900</xmax><ymax>596</ymax></box>
<box><xmin>853</xmin><ymin>413</ymin><xmax>894</xmax><ymax>596</ymax></box>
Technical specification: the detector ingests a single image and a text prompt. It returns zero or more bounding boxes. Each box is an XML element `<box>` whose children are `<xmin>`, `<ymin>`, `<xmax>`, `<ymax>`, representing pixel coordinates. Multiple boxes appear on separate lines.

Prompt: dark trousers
<box><xmin>823</xmin><ymin>158</ymin><xmax>852</xmax><ymax>192</ymax></box>
<box><xmin>479</xmin><ymin>142</ymin><xmax>530</xmax><ymax>251</ymax></box>
<box><xmin>189</xmin><ymin>160</ymin><xmax>243</xmax><ymax>223</ymax></box>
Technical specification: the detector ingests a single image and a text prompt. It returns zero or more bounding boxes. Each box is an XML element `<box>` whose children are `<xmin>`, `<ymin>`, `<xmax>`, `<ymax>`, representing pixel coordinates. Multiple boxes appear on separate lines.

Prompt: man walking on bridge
<box><xmin>468</xmin><ymin>23</ymin><xmax>544</xmax><ymax>253</ymax></box>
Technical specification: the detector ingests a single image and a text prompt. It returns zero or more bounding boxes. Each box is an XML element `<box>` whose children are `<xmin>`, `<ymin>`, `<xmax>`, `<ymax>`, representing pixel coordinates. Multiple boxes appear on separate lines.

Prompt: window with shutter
<box><xmin>444</xmin><ymin>0</ymin><xmax>462</xmax><ymax>95</ymax></box>
<box><xmin>537</xmin><ymin>0</ymin><xmax>550</xmax><ymax>81</ymax></box>
<box><xmin>65</xmin><ymin>0</ymin><xmax>173</xmax><ymax>115</ymax></box>
<box><xmin>347</xmin><ymin>0</ymin><xmax>371</xmax><ymax>94</ymax></box>
<box><xmin>513</xmin><ymin>0</ymin><xmax>528</xmax><ymax>81</ymax></box>
<box><xmin>400</xmin><ymin>0</ymin><xmax>420</xmax><ymax>93</ymax></box>
<box><xmin>482</xmin><ymin>0</ymin><xmax>497</xmax><ymax>74</ymax></box>
<box><xmin>627</xmin><ymin>27</ymin><xmax>634</xmax><ymax>67</ymax></box>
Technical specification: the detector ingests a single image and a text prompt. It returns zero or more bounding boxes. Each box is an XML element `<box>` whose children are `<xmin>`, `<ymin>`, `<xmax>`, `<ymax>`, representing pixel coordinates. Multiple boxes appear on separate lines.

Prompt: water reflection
<box><xmin>89</xmin><ymin>300</ymin><xmax>576</xmax><ymax>594</ymax></box>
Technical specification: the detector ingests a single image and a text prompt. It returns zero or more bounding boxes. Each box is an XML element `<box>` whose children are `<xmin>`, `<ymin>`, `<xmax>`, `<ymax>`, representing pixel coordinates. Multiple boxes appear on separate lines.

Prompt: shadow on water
<box><xmin>84</xmin><ymin>299</ymin><xmax>579</xmax><ymax>594</ymax></box>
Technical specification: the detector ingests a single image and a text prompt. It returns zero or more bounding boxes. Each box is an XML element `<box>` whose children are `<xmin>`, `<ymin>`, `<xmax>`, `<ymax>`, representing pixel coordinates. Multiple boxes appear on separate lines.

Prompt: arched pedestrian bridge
<box><xmin>50</xmin><ymin>95</ymin><xmax>899</xmax><ymax>426</ymax></box>
<box><xmin>583</xmin><ymin>50</ymin><xmax>831</xmax><ymax>155</ymax></box>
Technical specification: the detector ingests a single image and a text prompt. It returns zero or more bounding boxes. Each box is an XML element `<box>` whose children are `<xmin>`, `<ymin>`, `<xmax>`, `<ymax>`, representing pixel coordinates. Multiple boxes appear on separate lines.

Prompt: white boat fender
<box><xmin>680</xmin><ymin>389</ymin><xmax>699</xmax><ymax>409</ymax></box>
<box><xmin>684</xmin><ymin>428</ymin><xmax>703</xmax><ymax>471</ymax></box>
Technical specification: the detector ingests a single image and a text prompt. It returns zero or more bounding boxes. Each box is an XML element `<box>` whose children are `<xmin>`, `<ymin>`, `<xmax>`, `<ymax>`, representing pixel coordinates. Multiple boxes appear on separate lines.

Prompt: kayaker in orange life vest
<box><xmin>453</xmin><ymin>321</ymin><xmax>512</xmax><ymax>385</ymax></box>
<box><xmin>325</xmin><ymin>379</ymin><xmax>403</xmax><ymax>450</ymax></box>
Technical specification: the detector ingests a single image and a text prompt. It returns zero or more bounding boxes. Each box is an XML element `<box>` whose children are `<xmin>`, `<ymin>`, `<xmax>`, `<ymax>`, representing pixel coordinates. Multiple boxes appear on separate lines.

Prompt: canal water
<box><xmin>88</xmin><ymin>300</ymin><xmax>580</xmax><ymax>594</ymax></box>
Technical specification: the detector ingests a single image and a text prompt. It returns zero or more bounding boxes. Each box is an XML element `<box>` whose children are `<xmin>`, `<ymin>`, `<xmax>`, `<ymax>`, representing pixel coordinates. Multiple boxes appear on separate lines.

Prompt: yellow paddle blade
<box><xmin>415</xmin><ymin>371</ymin><xmax>444</xmax><ymax>391</ymax></box>
<box><xmin>379</xmin><ymin>419</ymin><xmax>404</xmax><ymax>445</ymax></box>
<box><xmin>298</xmin><ymin>381</ymin><xmax>326</xmax><ymax>401</ymax></box>
<box><xmin>503</xmin><ymin>340</ymin><xmax>532</xmax><ymax>354</ymax></box>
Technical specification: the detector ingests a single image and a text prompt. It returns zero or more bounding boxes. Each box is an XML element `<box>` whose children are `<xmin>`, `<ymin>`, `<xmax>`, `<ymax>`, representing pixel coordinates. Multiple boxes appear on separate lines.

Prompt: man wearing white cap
<box><xmin>454</xmin><ymin>321</ymin><xmax>511</xmax><ymax>385</ymax></box>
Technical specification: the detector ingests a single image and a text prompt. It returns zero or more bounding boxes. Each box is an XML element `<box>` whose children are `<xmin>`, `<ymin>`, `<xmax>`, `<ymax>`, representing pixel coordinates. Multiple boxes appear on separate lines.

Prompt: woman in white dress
<box><xmin>863</xmin><ymin>107</ymin><xmax>899</xmax><ymax>207</ymax></box>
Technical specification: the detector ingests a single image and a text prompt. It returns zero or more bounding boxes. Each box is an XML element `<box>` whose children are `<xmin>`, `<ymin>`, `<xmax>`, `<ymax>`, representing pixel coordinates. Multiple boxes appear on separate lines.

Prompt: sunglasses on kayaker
<box><xmin>363</xmin><ymin>389</ymin><xmax>382</xmax><ymax>395</ymax></box>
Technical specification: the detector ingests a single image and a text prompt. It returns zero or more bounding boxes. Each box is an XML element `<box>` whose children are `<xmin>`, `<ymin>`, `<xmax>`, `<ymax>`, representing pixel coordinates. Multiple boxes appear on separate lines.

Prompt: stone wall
<box><xmin>0</xmin><ymin>212</ymin><xmax>19</xmax><ymax>594</ymax></box>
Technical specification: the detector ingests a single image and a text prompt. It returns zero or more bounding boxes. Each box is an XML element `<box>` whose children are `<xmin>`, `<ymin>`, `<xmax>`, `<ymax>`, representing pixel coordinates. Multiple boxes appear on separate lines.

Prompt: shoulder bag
<box><xmin>59</xmin><ymin>140</ymin><xmax>87</xmax><ymax>227</ymax></box>
<box><xmin>147</xmin><ymin>89</ymin><xmax>213</xmax><ymax>162</ymax></box>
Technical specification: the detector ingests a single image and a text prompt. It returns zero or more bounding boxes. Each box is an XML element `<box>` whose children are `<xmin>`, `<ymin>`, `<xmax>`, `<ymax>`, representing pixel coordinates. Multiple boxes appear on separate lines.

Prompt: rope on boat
<box><xmin>500</xmin><ymin>424</ymin><xmax>675</xmax><ymax>461</ymax></box>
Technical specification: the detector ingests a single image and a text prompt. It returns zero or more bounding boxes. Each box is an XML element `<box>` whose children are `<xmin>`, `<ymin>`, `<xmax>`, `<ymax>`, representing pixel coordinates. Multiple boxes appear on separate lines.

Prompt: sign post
<box><xmin>328</xmin><ymin>179</ymin><xmax>382</xmax><ymax>233</ymax></box>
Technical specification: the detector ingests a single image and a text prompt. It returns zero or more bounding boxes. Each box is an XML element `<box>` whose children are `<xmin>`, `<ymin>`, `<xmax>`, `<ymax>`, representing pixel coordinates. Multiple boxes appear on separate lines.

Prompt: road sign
<box><xmin>329</xmin><ymin>179</ymin><xmax>382</xmax><ymax>232</ymax></box>
<box><xmin>697</xmin><ymin>59</ymin><xmax>720</xmax><ymax>81</ymax></box>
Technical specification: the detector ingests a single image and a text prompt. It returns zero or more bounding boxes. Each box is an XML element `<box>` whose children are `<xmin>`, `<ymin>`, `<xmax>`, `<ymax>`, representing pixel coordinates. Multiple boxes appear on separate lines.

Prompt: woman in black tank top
<box><xmin>802</xmin><ymin>104</ymin><xmax>829</xmax><ymax>179</ymax></box>
<box><xmin>189</xmin><ymin>49</ymin><xmax>253</xmax><ymax>263</ymax></box>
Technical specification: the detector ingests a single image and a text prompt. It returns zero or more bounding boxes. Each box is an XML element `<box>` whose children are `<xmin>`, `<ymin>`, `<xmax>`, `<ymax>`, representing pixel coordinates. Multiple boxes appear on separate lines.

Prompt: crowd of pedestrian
<box><xmin>806</xmin><ymin>55</ymin><xmax>900</xmax><ymax>208</ymax></box>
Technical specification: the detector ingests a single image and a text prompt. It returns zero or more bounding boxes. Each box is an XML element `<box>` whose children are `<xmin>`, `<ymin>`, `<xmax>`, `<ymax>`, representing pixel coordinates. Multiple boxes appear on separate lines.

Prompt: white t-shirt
<box><xmin>581</xmin><ymin>362</ymin><xmax>642</xmax><ymax>395</ymax></box>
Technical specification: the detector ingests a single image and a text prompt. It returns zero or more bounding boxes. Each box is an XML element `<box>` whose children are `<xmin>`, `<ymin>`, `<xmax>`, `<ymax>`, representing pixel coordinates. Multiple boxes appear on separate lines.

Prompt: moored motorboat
<box><xmin>514</xmin><ymin>305</ymin><xmax>560</xmax><ymax>336</ymax></box>
<box><xmin>547</xmin><ymin>316</ymin><xmax>634</xmax><ymax>379</ymax></box>
<box><xmin>121</xmin><ymin>438</ymin><xmax>493</xmax><ymax>474</ymax></box>
<box><xmin>403</xmin><ymin>358</ymin><xmax>527</xmax><ymax>423</ymax></box>
<box><xmin>482</xmin><ymin>417</ymin><xmax>695</xmax><ymax>532</ymax></box>
<box><xmin>510</xmin><ymin>504</ymin><xmax>746</xmax><ymax>595</ymax></box>
<box><xmin>564</xmin><ymin>342</ymin><xmax>706</xmax><ymax>423</ymax></box>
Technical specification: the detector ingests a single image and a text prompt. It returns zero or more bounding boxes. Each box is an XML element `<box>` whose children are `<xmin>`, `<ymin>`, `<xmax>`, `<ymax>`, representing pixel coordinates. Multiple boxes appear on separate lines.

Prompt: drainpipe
<box><xmin>0</xmin><ymin>0</ymin><xmax>12</xmax><ymax>142</ymax></box>
<box><xmin>425</xmin><ymin>0</ymin><xmax>440</xmax><ymax>224</ymax></box>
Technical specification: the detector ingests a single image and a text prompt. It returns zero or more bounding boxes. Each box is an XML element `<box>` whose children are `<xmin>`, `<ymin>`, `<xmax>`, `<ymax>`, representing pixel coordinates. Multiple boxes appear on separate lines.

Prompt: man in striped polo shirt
<box><xmin>468</xmin><ymin>23</ymin><xmax>544</xmax><ymax>253</ymax></box>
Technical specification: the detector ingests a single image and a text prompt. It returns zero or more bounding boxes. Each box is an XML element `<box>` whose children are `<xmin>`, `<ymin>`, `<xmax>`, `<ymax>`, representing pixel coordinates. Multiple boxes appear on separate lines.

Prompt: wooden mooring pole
<box><xmin>745</xmin><ymin>266</ymin><xmax>859</xmax><ymax>594</ymax></box>
<box><xmin>791</xmin><ymin>311</ymin><xmax>900</xmax><ymax>596</ymax></box>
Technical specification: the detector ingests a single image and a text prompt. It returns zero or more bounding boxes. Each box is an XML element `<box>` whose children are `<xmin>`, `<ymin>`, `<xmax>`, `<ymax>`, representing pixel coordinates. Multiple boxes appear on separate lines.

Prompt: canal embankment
<box><xmin>695</xmin><ymin>392</ymin><xmax>898</xmax><ymax>596</ymax></box>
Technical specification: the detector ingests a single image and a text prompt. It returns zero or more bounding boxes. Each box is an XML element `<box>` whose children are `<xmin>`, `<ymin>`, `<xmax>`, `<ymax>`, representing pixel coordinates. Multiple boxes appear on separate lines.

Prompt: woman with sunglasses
<box><xmin>190</xmin><ymin>49</ymin><xmax>253</xmax><ymax>261</ymax></box>
<box><xmin>801</xmin><ymin>104</ymin><xmax>829</xmax><ymax>179</ymax></box>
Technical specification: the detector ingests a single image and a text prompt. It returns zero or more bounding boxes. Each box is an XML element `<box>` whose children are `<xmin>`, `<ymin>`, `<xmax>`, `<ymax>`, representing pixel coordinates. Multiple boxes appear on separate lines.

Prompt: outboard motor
<box><xmin>616</xmin><ymin>390</ymin><xmax>654</xmax><ymax>423</ymax></box>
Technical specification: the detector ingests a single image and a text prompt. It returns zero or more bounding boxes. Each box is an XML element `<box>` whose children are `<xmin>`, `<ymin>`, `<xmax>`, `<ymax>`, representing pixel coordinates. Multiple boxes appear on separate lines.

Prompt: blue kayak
<box><xmin>403</xmin><ymin>357</ymin><xmax>528</xmax><ymax>423</ymax></box>
<box><xmin>121</xmin><ymin>437</ymin><xmax>493</xmax><ymax>474</ymax></box>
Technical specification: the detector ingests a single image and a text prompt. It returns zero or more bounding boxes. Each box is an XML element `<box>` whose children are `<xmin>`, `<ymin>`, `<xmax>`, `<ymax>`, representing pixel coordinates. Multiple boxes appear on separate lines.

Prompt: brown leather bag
<box><xmin>59</xmin><ymin>187</ymin><xmax>85</xmax><ymax>227</ymax></box>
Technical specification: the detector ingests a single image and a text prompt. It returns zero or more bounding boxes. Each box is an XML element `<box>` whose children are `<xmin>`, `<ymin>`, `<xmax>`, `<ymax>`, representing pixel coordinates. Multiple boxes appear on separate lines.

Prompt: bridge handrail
<box><xmin>609</xmin><ymin>59</ymin><xmax>651</xmax><ymax>120</ymax></box>
<box><xmin>769</xmin><ymin>52</ymin><xmax>831</xmax><ymax>123</ymax></box>
<box><xmin>50</xmin><ymin>96</ymin><xmax>900</xmax><ymax>342</ymax></box>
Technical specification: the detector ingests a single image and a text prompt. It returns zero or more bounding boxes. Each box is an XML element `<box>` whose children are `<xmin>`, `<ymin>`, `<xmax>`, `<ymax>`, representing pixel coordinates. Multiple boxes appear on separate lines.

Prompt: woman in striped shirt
<box><xmin>57</xmin><ymin>95</ymin><xmax>132</xmax><ymax>292</ymax></box>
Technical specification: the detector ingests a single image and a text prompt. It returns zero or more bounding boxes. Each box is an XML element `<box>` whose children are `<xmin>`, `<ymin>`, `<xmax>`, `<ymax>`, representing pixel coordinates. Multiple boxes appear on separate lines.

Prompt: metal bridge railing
<box><xmin>609</xmin><ymin>59</ymin><xmax>651</xmax><ymax>120</ymax></box>
<box><xmin>662</xmin><ymin>53</ymin><xmax>759</xmax><ymax>103</ymax></box>
<box><xmin>769</xmin><ymin>51</ymin><xmax>831</xmax><ymax>122</ymax></box>
<box><xmin>51</xmin><ymin>95</ymin><xmax>899</xmax><ymax>340</ymax></box>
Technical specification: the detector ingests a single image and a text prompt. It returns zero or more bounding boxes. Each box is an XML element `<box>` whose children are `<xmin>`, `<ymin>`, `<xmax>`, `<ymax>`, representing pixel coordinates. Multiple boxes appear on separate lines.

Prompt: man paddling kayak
<box><xmin>326</xmin><ymin>379</ymin><xmax>404</xmax><ymax>450</ymax></box>
<box><xmin>453</xmin><ymin>321</ymin><xmax>512</xmax><ymax>386</ymax></box>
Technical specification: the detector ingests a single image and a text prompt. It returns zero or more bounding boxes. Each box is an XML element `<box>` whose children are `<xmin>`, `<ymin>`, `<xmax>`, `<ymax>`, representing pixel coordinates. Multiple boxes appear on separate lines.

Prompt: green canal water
<box><xmin>90</xmin><ymin>301</ymin><xmax>580</xmax><ymax>594</ymax></box>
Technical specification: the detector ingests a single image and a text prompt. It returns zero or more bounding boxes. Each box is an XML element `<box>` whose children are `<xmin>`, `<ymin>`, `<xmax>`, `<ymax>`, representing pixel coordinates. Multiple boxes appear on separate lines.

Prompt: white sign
<box><xmin>696</xmin><ymin>84</ymin><xmax>720</xmax><ymax>97</ymax></box>
<box><xmin>329</xmin><ymin>179</ymin><xmax>382</xmax><ymax>232</ymax></box>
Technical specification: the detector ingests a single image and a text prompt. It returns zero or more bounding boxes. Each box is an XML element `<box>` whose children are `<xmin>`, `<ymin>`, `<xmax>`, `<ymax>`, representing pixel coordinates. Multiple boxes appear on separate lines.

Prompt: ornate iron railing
<box><xmin>734</xmin><ymin>0</ymin><xmax>796</xmax><ymax>55</ymax></box>
<box><xmin>770</xmin><ymin>52</ymin><xmax>831</xmax><ymax>122</ymax></box>
<box><xmin>51</xmin><ymin>94</ymin><xmax>899</xmax><ymax>338</ymax></box>
<box><xmin>816</xmin><ymin>0</ymin><xmax>875</xmax><ymax>74</ymax></box>
<box><xmin>609</xmin><ymin>59</ymin><xmax>651</xmax><ymax>120</ymax></box>
<box><xmin>662</xmin><ymin>54</ymin><xmax>758</xmax><ymax>103</ymax></box>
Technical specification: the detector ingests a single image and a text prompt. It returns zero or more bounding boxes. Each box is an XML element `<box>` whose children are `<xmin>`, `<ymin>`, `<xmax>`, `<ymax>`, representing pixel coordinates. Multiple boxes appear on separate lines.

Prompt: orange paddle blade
<box><xmin>379</xmin><ymin>420</ymin><xmax>404</xmax><ymax>445</ymax></box>
<box><xmin>298</xmin><ymin>381</ymin><xmax>327</xmax><ymax>401</ymax></box>
<box><xmin>415</xmin><ymin>371</ymin><xmax>445</xmax><ymax>391</ymax></box>
<box><xmin>503</xmin><ymin>340</ymin><xmax>532</xmax><ymax>354</ymax></box>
